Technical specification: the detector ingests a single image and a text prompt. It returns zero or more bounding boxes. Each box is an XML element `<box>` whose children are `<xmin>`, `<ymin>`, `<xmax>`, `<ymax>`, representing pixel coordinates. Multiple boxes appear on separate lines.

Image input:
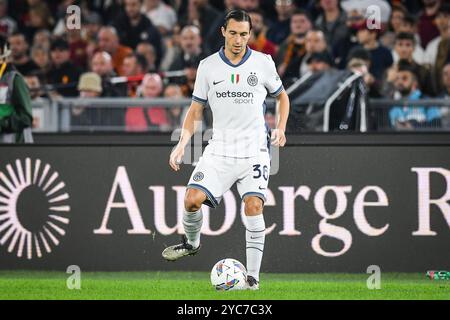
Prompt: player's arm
<box><xmin>169</xmin><ymin>101</ymin><xmax>204</xmax><ymax>171</ymax></box>
<box><xmin>271</xmin><ymin>90</ymin><xmax>289</xmax><ymax>147</ymax></box>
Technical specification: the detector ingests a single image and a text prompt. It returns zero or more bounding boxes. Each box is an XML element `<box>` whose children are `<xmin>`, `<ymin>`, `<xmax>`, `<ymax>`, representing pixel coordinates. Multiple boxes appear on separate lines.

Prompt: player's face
<box><xmin>222</xmin><ymin>19</ymin><xmax>251</xmax><ymax>56</ymax></box>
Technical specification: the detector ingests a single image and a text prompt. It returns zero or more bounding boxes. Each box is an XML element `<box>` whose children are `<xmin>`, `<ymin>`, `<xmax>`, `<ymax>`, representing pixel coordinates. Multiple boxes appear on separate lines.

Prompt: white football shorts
<box><xmin>186</xmin><ymin>150</ymin><xmax>271</xmax><ymax>208</ymax></box>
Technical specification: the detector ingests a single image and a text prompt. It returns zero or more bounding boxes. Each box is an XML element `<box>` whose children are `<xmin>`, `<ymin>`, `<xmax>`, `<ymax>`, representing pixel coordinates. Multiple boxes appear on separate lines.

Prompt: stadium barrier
<box><xmin>30</xmin><ymin>97</ymin><xmax>450</xmax><ymax>133</ymax></box>
<box><xmin>0</xmin><ymin>134</ymin><xmax>449</xmax><ymax>272</ymax></box>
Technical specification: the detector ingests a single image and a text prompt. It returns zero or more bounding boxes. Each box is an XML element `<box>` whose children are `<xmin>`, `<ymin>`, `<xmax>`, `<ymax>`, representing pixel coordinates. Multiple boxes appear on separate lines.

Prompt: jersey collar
<box><xmin>219</xmin><ymin>46</ymin><xmax>252</xmax><ymax>68</ymax></box>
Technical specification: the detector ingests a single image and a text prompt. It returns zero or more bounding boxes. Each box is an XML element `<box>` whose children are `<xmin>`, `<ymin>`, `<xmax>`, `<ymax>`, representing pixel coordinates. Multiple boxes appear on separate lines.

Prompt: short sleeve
<box><xmin>264</xmin><ymin>54</ymin><xmax>284</xmax><ymax>97</ymax></box>
<box><xmin>192</xmin><ymin>60</ymin><xmax>209</xmax><ymax>105</ymax></box>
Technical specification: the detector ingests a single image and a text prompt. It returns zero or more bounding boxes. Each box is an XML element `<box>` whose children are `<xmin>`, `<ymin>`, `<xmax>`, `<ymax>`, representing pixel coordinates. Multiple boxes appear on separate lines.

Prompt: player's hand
<box><xmin>271</xmin><ymin>128</ymin><xmax>286</xmax><ymax>147</ymax></box>
<box><xmin>169</xmin><ymin>144</ymin><xmax>185</xmax><ymax>171</ymax></box>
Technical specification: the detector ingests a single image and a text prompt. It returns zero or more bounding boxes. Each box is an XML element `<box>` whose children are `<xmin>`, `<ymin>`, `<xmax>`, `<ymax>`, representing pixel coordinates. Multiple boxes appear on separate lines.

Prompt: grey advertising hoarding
<box><xmin>0</xmin><ymin>145</ymin><xmax>449</xmax><ymax>272</ymax></box>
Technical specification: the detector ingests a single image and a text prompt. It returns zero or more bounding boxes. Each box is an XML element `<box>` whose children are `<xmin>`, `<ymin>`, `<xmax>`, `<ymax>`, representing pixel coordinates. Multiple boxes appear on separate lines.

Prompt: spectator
<box><xmin>113</xmin><ymin>0</ymin><xmax>162</xmax><ymax>66</ymax></box>
<box><xmin>122</xmin><ymin>53</ymin><xmax>148</xmax><ymax>97</ymax></box>
<box><xmin>83</xmin><ymin>12</ymin><xmax>104</xmax><ymax>63</ymax></box>
<box><xmin>136</xmin><ymin>41</ymin><xmax>158</xmax><ymax>73</ymax></box>
<box><xmin>83</xmin><ymin>11</ymin><xmax>103</xmax><ymax>43</ymax></box>
<box><xmin>390</xmin><ymin>33</ymin><xmax>433</xmax><ymax>96</ymax></box>
<box><xmin>24</xmin><ymin>73</ymin><xmax>46</xmax><ymax>130</ymax></box>
<box><xmin>30</xmin><ymin>45</ymin><xmax>50</xmax><ymax>79</ymax></box>
<box><xmin>143</xmin><ymin>0</ymin><xmax>178</xmax><ymax>36</ymax></box>
<box><xmin>125</xmin><ymin>73</ymin><xmax>169</xmax><ymax>131</ymax></box>
<box><xmin>25</xmin><ymin>2</ymin><xmax>54</xmax><ymax>41</ymax></box>
<box><xmin>315</xmin><ymin>0</ymin><xmax>348</xmax><ymax>51</ymax></box>
<box><xmin>332</xmin><ymin>7</ymin><xmax>364</xmax><ymax>68</ymax></box>
<box><xmin>0</xmin><ymin>0</ymin><xmax>17</xmax><ymax>38</ymax></box>
<box><xmin>424</xmin><ymin>3</ymin><xmax>450</xmax><ymax>67</ymax></box>
<box><xmin>71</xmin><ymin>72</ymin><xmax>124</xmax><ymax>130</ymax></box>
<box><xmin>66</xmin><ymin>28</ymin><xmax>88</xmax><ymax>71</ymax></box>
<box><xmin>389</xmin><ymin>62</ymin><xmax>441</xmax><ymax>130</ymax></box>
<box><xmin>347</xmin><ymin>47</ymin><xmax>383</xmax><ymax>98</ymax></box>
<box><xmin>184</xmin><ymin>0</ymin><xmax>222</xmax><ymax>53</ymax></box>
<box><xmin>8</xmin><ymin>32</ymin><xmax>39</xmax><ymax>76</ymax></box>
<box><xmin>77</xmin><ymin>72</ymin><xmax>102</xmax><ymax>97</ymax></box>
<box><xmin>438</xmin><ymin>62</ymin><xmax>450</xmax><ymax>126</ymax></box>
<box><xmin>46</xmin><ymin>38</ymin><xmax>82</xmax><ymax>97</ymax></box>
<box><xmin>391</xmin><ymin>16</ymin><xmax>425</xmax><ymax>64</ymax></box>
<box><xmin>306</xmin><ymin>51</ymin><xmax>333</xmax><ymax>73</ymax></box>
<box><xmin>32</xmin><ymin>29</ymin><xmax>51</xmax><ymax>51</ymax></box>
<box><xmin>267</xmin><ymin>0</ymin><xmax>296</xmax><ymax>45</ymax></box>
<box><xmin>349</xmin><ymin>22</ymin><xmax>393</xmax><ymax>80</ymax></box>
<box><xmin>159</xmin><ymin>23</ymin><xmax>182</xmax><ymax>71</ymax></box>
<box><xmin>24</xmin><ymin>73</ymin><xmax>45</xmax><ymax>101</ymax></box>
<box><xmin>276</xmin><ymin>9</ymin><xmax>312</xmax><ymax>81</ymax></box>
<box><xmin>163</xmin><ymin>83</ymin><xmax>189</xmax><ymax>130</ymax></box>
<box><xmin>248</xmin><ymin>9</ymin><xmax>277</xmax><ymax>57</ymax></box>
<box><xmin>397</xmin><ymin>15</ymin><xmax>421</xmax><ymax>43</ymax></box>
<box><xmin>97</xmin><ymin>26</ymin><xmax>133</xmax><ymax>76</ymax></box>
<box><xmin>234</xmin><ymin>0</ymin><xmax>260</xmax><ymax>11</ymax></box>
<box><xmin>381</xmin><ymin>3</ymin><xmax>408</xmax><ymax>49</ymax></box>
<box><xmin>440</xmin><ymin>63</ymin><xmax>450</xmax><ymax>98</ymax></box>
<box><xmin>168</xmin><ymin>25</ymin><xmax>206</xmax><ymax>94</ymax></box>
<box><xmin>90</xmin><ymin>51</ymin><xmax>127</xmax><ymax>97</ymax></box>
<box><xmin>418</xmin><ymin>0</ymin><xmax>441</xmax><ymax>48</ymax></box>
<box><xmin>300</xmin><ymin>29</ymin><xmax>329</xmax><ymax>78</ymax></box>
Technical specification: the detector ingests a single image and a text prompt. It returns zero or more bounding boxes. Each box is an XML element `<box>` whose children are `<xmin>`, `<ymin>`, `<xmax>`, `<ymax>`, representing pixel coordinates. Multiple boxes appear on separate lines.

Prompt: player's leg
<box><xmin>243</xmin><ymin>195</ymin><xmax>265</xmax><ymax>289</ymax></box>
<box><xmin>161</xmin><ymin>188</ymin><xmax>206</xmax><ymax>261</ymax></box>
<box><xmin>182</xmin><ymin>188</ymin><xmax>206</xmax><ymax>249</ymax></box>
<box><xmin>237</xmin><ymin>151</ymin><xmax>270</xmax><ymax>289</ymax></box>
<box><xmin>162</xmin><ymin>154</ymin><xmax>225</xmax><ymax>261</ymax></box>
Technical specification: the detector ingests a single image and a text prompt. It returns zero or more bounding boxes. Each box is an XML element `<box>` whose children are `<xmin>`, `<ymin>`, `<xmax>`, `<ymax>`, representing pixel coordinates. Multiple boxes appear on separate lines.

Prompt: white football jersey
<box><xmin>192</xmin><ymin>47</ymin><xmax>284</xmax><ymax>158</ymax></box>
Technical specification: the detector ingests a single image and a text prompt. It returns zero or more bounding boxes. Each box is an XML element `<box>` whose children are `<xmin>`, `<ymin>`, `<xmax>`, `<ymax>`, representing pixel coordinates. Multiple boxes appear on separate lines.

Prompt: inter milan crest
<box><xmin>247</xmin><ymin>72</ymin><xmax>258</xmax><ymax>86</ymax></box>
<box><xmin>193</xmin><ymin>172</ymin><xmax>204</xmax><ymax>182</ymax></box>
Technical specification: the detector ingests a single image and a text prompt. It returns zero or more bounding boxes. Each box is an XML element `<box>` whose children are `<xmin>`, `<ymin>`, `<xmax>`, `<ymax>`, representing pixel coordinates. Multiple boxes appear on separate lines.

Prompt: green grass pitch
<box><xmin>0</xmin><ymin>271</ymin><xmax>449</xmax><ymax>300</ymax></box>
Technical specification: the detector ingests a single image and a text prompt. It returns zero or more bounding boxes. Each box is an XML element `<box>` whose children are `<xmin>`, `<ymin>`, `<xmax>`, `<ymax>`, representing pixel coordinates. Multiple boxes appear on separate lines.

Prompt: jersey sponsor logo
<box><xmin>213</xmin><ymin>80</ymin><xmax>224</xmax><ymax>85</ymax></box>
<box><xmin>215</xmin><ymin>90</ymin><xmax>255</xmax><ymax>104</ymax></box>
<box><xmin>247</xmin><ymin>73</ymin><xmax>258</xmax><ymax>86</ymax></box>
<box><xmin>193</xmin><ymin>172</ymin><xmax>204</xmax><ymax>182</ymax></box>
<box><xmin>215</xmin><ymin>91</ymin><xmax>254</xmax><ymax>98</ymax></box>
<box><xmin>231</xmin><ymin>73</ymin><xmax>240</xmax><ymax>84</ymax></box>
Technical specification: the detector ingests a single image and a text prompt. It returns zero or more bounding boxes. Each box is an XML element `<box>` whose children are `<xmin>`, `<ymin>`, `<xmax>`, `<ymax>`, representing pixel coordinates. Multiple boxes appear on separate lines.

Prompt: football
<box><xmin>210</xmin><ymin>258</ymin><xmax>247</xmax><ymax>291</ymax></box>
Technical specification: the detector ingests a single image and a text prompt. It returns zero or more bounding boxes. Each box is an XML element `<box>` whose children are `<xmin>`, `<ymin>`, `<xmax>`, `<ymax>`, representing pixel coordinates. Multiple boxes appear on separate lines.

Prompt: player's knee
<box><xmin>184</xmin><ymin>189</ymin><xmax>206</xmax><ymax>212</ymax></box>
<box><xmin>244</xmin><ymin>196</ymin><xmax>264</xmax><ymax>215</ymax></box>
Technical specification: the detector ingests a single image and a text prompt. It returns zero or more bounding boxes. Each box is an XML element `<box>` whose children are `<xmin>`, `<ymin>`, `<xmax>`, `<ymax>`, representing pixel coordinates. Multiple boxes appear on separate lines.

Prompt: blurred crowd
<box><xmin>2</xmin><ymin>0</ymin><xmax>450</xmax><ymax>131</ymax></box>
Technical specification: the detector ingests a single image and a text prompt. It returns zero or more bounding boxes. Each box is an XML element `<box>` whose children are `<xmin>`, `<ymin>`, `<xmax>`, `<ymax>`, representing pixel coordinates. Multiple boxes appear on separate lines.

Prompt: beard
<box><xmin>398</xmin><ymin>87</ymin><xmax>412</xmax><ymax>97</ymax></box>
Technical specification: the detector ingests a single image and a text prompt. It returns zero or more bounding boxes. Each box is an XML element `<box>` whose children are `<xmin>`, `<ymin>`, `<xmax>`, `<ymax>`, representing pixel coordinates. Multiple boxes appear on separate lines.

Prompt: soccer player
<box><xmin>162</xmin><ymin>10</ymin><xmax>290</xmax><ymax>290</ymax></box>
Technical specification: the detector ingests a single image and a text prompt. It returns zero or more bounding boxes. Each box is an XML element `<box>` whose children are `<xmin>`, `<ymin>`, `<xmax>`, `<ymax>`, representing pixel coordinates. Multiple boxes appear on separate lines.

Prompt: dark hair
<box><xmin>50</xmin><ymin>37</ymin><xmax>69</xmax><ymax>51</ymax></box>
<box><xmin>292</xmin><ymin>8</ymin><xmax>312</xmax><ymax>23</ymax></box>
<box><xmin>395</xmin><ymin>32</ymin><xmax>416</xmax><ymax>45</ymax></box>
<box><xmin>348</xmin><ymin>47</ymin><xmax>371</xmax><ymax>62</ymax></box>
<box><xmin>402</xmin><ymin>14</ymin><xmax>417</xmax><ymax>27</ymax></box>
<box><xmin>126</xmin><ymin>53</ymin><xmax>148</xmax><ymax>72</ymax></box>
<box><xmin>223</xmin><ymin>10</ymin><xmax>252</xmax><ymax>31</ymax></box>
<box><xmin>9</xmin><ymin>31</ymin><xmax>26</xmax><ymax>39</ymax></box>
<box><xmin>397</xmin><ymin>59</ymin><xmax>418</xmax><ymax>81</ymax></box>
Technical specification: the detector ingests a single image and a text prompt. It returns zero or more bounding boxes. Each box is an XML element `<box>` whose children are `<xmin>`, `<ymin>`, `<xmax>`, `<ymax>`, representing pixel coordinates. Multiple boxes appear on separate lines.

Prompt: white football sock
<box><xmin>245</xmin><ymin>214</ymin><xmax>265</xmax><ymax>282</ymax></box>
<box><xmin>182</xmin><ymin>208</ymin><xmax>203</xmax><ymax>249</ymax></box>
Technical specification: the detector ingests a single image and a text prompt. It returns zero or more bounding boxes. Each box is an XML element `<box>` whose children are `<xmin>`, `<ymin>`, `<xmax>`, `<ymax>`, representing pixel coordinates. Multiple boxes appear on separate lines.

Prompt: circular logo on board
<box><xmin>193</xmin><ymin>172</ymin><xmax>204</xmax><ymax>182</ymax></box>
<box><xmin>247</xmin><ymin>73</ymin><xmax>258</xmax><ymax>86</ymax></box>
<box><xmin>0</xmin><ymin>158</ymin><xmax>70</xmax><ymax>260</ymax></box>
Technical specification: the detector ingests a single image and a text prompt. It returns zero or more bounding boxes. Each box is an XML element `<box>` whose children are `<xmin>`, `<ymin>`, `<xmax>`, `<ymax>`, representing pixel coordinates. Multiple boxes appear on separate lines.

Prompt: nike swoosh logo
<box><xmin>213</xmin><ymin>80</ymin><xmax>224</xmax><ymax>85</ymax></box>
<box><xmin>250</xmin><ymin>236</ymin><xmax>264</xmax><ymax>239</ymax></box>
<box><xmin>258</xmin><ymin>186</ymin><xmax>266</xmax><ymax>190</ymax></box>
